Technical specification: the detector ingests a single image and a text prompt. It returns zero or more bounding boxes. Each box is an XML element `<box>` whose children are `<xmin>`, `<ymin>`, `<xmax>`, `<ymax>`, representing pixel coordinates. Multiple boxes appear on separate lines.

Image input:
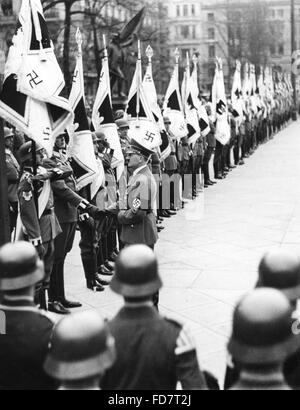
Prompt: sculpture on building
<box><xmin>107</xmin><ymin>7</ymin><xmax>145</xmax><ymax>99</ymax></box>
<box><xmin>1</xmin><ymin>0</ymin><xmax>13</xmax><ymax>16</ymax></box>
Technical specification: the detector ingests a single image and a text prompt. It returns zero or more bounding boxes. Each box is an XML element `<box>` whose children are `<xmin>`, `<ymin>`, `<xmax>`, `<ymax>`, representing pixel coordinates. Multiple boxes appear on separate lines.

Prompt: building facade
<box><xmin>166</xmin><ymin>0</ymin><xmax>300</xmax><ymax>94</ymax></box>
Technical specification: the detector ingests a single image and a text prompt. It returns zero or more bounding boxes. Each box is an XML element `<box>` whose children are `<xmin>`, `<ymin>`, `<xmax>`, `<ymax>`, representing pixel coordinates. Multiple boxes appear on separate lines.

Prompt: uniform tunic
<box><xmin>0</xmin><ymin>297</ymin><xmax>58</xmax><ymax>390</ymax></box>
<box><xmin>101</xmin><ymin>305</ymin><xmax>207</xmax><ymax>390</ymax></box>
<box><xmin>118</xmin><ymin>165</ymin><xmax>158</xmax><ymax>247</ymax></box>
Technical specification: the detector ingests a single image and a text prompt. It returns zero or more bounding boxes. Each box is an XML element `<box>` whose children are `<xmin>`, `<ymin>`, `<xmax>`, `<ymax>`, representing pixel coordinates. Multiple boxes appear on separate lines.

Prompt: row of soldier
<box><xmin>4</xmin><ymin>88</ymin><xmax>293</xmax><ymax>315</ymax></box>
<box><xmin>1</xmin><ymin>241</ymin><xmax>300</xmax><ymax>390</ymax></box>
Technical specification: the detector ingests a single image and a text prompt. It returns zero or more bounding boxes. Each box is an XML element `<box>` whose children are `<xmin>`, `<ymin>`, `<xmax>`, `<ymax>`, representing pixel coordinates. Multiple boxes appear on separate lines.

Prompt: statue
<box><xmin>107</xmin><ymin>7</ymin><xmax>145</xmax><ymax>100</ymax></box>
<box><xmin>1</xmin><ymin>0</ymin><xmax>13</xmax><ymax>16</ymax></box>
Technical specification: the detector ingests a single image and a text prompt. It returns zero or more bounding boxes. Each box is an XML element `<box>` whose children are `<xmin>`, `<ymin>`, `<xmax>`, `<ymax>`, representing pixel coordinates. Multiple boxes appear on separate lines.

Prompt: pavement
<box><xmin>65</xmin><ymin>120</ymin><xmax>300</xmax><ymax>388</ymax></box>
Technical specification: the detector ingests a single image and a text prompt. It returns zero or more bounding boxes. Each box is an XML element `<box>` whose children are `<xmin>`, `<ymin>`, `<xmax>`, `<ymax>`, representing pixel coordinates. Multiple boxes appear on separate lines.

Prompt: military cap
<box><xmin>44</xmin><ymin>311</ymin><xmax>116</xmax><ymax>381</ymax></box>
<box><xmin>116</xmin><ymin>118</ymin><xmax>130</xmax><ymax>130</ymax></box>
<box><xmin>110</xmin><ymin>245</ymin><xmax>162</xmax><ymax>298</ymax></box>
<box><xmin>94</xmin><ymin>131</ymin><xmax>107</xmax><ymax>142</ymax></box>
<box><xmin>18</xmin><ymin>141</ymin><xmax>44</xmax><ymax>165</ymax></box>
<box><xmin>127</xmin><ymin>138</ymin><xmax>154</xmax><ymax>158</ymax></box>
<box><xmin>0</xmin><ymin>241</ymin><xmax>45</xmax><ymax>291</ymax></box>
<box><xmin>228</xmin><ymin>288</ymin><xmax>300</xmax><ymax>365</ymax></box>
<box><xmin>3</xmin><ymin>127</ymin><xmax>14</xmax><ymax>139</ymax></box>
<box><xmin>258</xmin><ymin>250</ymin><xmax>300</xmax><ymax>301</ymax></box>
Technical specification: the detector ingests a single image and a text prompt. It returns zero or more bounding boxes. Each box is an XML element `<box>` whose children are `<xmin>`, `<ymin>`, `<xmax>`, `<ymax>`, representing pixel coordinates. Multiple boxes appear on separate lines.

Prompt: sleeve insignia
<box><xmin>22</xmin><ymin>191</ymin><xmax>33</xmax><ymax>202</ymax></box>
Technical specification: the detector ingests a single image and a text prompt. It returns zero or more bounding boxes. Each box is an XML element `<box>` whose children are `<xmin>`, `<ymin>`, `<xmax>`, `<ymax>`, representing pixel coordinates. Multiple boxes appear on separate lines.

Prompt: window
<box><xmin>270</xmin><ymin>44</ymin><xmax>276</xmax><ymax>55</ymax></box>
<box><xmin>183</xmin><ymin>4</ymin><xmax>188</xmax><ymax>17</ymax></box>
<box><xmin>177</xmin><ymin>5</ymin><xmax>180</xmax><ymax>17</ymax></box>
<box><xmin>208</xmin><ymin>28</ymin><xmax>215</xmax><ymax>40</ymax></box>
<box><xmin>209</xmin><ymin>67</ymin><xmax>215</xmax><ymax>78</ymax></box>
<box><xmin>209</xmin><ymin>45</ymin><xmax>216</xmax><ymax>59</ymax></box>
<box><xmin>191</xmin><ymin>4</ymin><xmax>196</xmax><ymax>16</ymax></box>
<box><xmin>181</xmin><ymin>48</ymin><xmax>190</xmax><ymax>60</ymax></box>
<box><xmin>278</xmin><ymin>9</ymin><xmax>284</xmax><ymax>18</ymax></box>
<box><xmin>181</xmin><ymin>25</ymin><xmax>190</xmax><ymax>39</ymax></box>
<box><xmin>270</xmin><ymin>9</ymin><xmax>275</xmax><ymax>18</ymax></box>
<box><xmin>208</xmin><ymin>13</ymin><xmax>215</xmax><ymax>22</ymax></box>
<box><xmin>279</xmin><ymin>44</ymin><xmax>284</xmax><ymax>55</ymax></box>
<box><xmin>192</xmin><ymin>26</ymin><xmax>196</xmax><ymax>39</ymax></box>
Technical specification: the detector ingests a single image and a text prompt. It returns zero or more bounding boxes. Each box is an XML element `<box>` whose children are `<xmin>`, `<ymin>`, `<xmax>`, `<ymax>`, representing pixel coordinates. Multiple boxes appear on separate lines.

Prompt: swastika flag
<box><xmin>0</xmin><ymin>0</ymin><xmax>73</xmax><ymax>156</ymax></box>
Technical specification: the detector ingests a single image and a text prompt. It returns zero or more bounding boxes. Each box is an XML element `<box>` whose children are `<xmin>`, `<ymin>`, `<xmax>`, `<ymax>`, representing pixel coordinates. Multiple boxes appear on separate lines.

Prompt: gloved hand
<box><xmin>35</xmin><ymin>244</ymin><xmax>45</xmax><ymax>259</ymax></box>
<box><xmin>78</xmin><ymin>199</ymin><xmax>89</xmax><ymax>212</ymax></box>
<box><xmin>86</xmin><ymin>204</ymin><xmax>106</xmax><ymax>220</ymax></box>
<box><xmin>78</xmin><ymin>212</ymin><xmax>90</xmax><ymax>222</ymax></box>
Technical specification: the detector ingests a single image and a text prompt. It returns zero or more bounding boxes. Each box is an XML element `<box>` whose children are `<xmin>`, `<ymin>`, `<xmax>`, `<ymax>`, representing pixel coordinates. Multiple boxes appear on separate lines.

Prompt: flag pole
<box><xmin>0</xmin><ymin>117</ymin><xmax>10</xmax><ymax>246</ymax></box>
<box><xmin>103</xmin><ymin>34</ymin><xmax>108</xmax><ymax>59</ymax></box>
<box><xmin>146</xmin><ymin>45</ymin><xmax>153</xmax><ymax>72</ymax></box>
<box><xmin>136</xmin><ymin>39</ymin><xmax>141</xmax><ymax>121</ymax></box>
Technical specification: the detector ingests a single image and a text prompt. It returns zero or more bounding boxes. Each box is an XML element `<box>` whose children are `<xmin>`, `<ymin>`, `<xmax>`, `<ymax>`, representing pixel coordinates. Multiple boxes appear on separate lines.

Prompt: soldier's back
<box><xmin>0</xmin><ymin>301</ymin><xmax>57</xmax><ymax>390</ymax></box>
<box><xmin>101</xmin><ymin>306</ymin><xmax>182</xmax><ymax>390</ymax></box>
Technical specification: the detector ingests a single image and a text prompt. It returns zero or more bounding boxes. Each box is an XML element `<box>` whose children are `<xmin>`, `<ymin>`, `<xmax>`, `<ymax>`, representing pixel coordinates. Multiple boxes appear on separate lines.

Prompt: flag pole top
<box><xmin>146</xmin><ymin>45</ymin><xmax>154</xmax><ymax>62</ymax></box>
<box><xmin>186</xmin><ymin>51</ymin><xmax>190</xmax><ymax>68</ymax></box>
<box><xmin>174</xmin><ymin>48</ymin><xmax>180</xmax><ymax>64</ymax></box>
<box><xmin>192</xmin><ymin>54</ymin><xmax>198</xmax><ymax>67</ymax></box>
<box><xmin>138</xmin><ymin>39</ymin><xmax>141</xmax><ymax>60</ymax></box>
<box><xmin>76</xmin><ymin>28</ymin><xmax>82</xmax><ymax>55</ymax></box>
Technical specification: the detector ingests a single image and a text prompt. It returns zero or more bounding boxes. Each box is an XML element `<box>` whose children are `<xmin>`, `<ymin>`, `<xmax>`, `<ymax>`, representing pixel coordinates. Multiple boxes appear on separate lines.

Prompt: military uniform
<box><xmin>102</xmin><ymin>305</ymin><xmax>207</xmax><ymax>390</ymax></box>
<box><xmin>18</xmin><ymin>166</ymin><xmax>61</xmax><ymax>292</ymax></box>
<box><xmin>227</xmin><ymin>289</ymin><xmax>300</xmax><ymax>391</ymax></box>
<box><xmin>0</xmin><ymin>241</ymin><xmax>59</xmax><ymax>390</ymax></box>
<box><xmin>0</xmin><ymin>297</ymin><xmax>58</xmax><ymax>390</ymax></box>
<box><xmin>44</xmin><ymin>147</ymin><xmax>84</xmax><ymax>307</ymax></box>
<box><xmin>5</xmin><ymin>148</ymin><xmax>20</xmax><ymax>233</ymax></box>
<box><xmin>118</xmin><ymin>164</ymin><xmax>158</xmax><ymax>248</ymax></box>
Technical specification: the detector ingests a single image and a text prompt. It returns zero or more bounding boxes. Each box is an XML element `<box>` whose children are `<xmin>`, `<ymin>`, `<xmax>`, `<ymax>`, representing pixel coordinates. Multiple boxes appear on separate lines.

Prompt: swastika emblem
<box><xmin>43</xmin><ymin>127</ymin><xmax>51</xmax><ymax>141</ymax></box>
<box><xmin>145</xmin><ymin>131</ymin><xmax>155</xmax><ymax>143</ymax></box>
<box><xmin>27</xmin><ymin>71</ymin><xmax>43</xmax><ymax>89</ymax></box>
<box><xmin>72</xmin><ymin>70</ymin><xmax>79</xmax><ymax>83</ymax></box>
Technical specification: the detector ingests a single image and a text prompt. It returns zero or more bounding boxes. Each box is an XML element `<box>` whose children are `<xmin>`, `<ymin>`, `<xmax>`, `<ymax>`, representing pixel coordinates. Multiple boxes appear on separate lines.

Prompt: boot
<box><xmin>86</xmin><ymin>277</ymin><xmax>105</xmax><ymax>292</ymax></box>
<box><xmin>82</xmin><ymin>257</ymin><xmax>105</xmax><ymax>291</ymax></box>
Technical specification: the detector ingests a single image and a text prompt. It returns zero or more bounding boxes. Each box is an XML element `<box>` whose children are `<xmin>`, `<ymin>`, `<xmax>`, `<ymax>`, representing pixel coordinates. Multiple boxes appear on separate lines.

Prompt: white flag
<box><xmin>143</xmin><ymin>46</ymin><xmax>171</xmax><ymax>161</ymax></box>
<box><xmin>163</xmin><ymin>53</ymin><xmax>188</xmax><ymax>140</ymax></box>
<box><xmin>126</xmin><ymin>45</ymin><xmax>161</xmax><ymax>152</ymax></box>
<box><xmin>191</xmin><ymin>58</ymin><xmax>210</xmax><ymax>137</ymax></box>
<box><xmin>231</xmin><ymin>61</ymin><xmax>243</xmax><ymax>125</ymax></box>
<box><xmin>92</xmin><ymin>44</ymin><xmax>124</xmax><ymax>179</ymax></box>
<box><xmin>67</xmin><ymin>30</ymin><xmax>98</xmax><ymax>191</ymax></box>
<box><xmin>212</xmin><ymin>58</ymin><xmax>230</xmax><ymax>145</ymax></box>
<box><xmin>0</xmin><ymin>0</ymin><xmax>73</xmax><ymax>156</ymax></box>
<box><xmin>182</xmin><ymin>57</ymin><xmax>200</xmax><ymax>146</ymax></box>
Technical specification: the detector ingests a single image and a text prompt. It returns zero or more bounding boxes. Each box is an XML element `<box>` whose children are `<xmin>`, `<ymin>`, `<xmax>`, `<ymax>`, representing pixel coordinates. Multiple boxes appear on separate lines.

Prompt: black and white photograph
<box><xmin>0</xmin><ymin>0</ymin><xmax>300</xmax><ymax>394</ymax></box>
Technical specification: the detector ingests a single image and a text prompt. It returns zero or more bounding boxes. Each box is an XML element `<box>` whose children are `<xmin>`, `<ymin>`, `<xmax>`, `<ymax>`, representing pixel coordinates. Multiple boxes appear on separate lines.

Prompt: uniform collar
<box><xmin>132</xmin><ymin>164</ymin><xmax>148</xmax><ymax>177</ymax></box>
<box><xmin>117</xmin><ymin>305</ymin><xmax>158</xmax><ymax>321</ymax></box>
<box><xmin>1</xmin><ymin>295</ymin><xmax>36</xmax><ymax>308</ymax></box>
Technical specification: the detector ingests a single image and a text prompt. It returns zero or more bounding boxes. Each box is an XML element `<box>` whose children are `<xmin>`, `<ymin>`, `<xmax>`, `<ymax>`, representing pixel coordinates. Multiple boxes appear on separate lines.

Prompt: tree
<box><xmin>228</xmin><ymin>0</ymin><xmax>273</xmax><ymax>66</ymax></box>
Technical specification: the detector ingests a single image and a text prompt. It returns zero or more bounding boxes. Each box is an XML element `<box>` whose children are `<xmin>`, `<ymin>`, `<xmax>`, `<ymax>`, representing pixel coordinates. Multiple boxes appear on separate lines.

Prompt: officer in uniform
<box><xmin>118</xmin><ymin>137</ymin><xmax>158</xmax><ymax>250</ymax></box>
<box><xmin>44</xmin><ymin>311</ymin><xmax>116</xmax><ymax>390</ymax></box>
<box><xmin>101</xmin><ymin>245</ymin><xmax>207</xmax><ymax>390</ymax></box>
<box><xmin>78</xmin><ymin>132</ymin><xmax>108</xmax><ymax>292</ymax></box>
<box><xmin>18</xmin><ymin>141</ymin><xmax>62</xmax><ymax>310</ymax></box>
<box><xmin>227</xmin><ymin>288</ymin><xmax>300</xmax><ymax>390</ymax></box>
<box><xmin>0</xmin><ymin>241</ymin><xmax>58</xmax><ymax>390</ymax></box>
<box><xmin>225</xmin><ymin>250</ymin><xmax>300</xmax><ymax>390</ymax></box>
<box><xmin>44</xmin><ymin>133</ymin><xmax>101</xmax><ymax>314</ymax></box>
<box><xmin>203</xmin><ymin>104</ymin><xmax>217</xmax><ymax>186</ymax></box>
<box><xmin>4</xmin><ymin>127</ymin><xmax>20</xmax><ymax>234</ymax></box>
